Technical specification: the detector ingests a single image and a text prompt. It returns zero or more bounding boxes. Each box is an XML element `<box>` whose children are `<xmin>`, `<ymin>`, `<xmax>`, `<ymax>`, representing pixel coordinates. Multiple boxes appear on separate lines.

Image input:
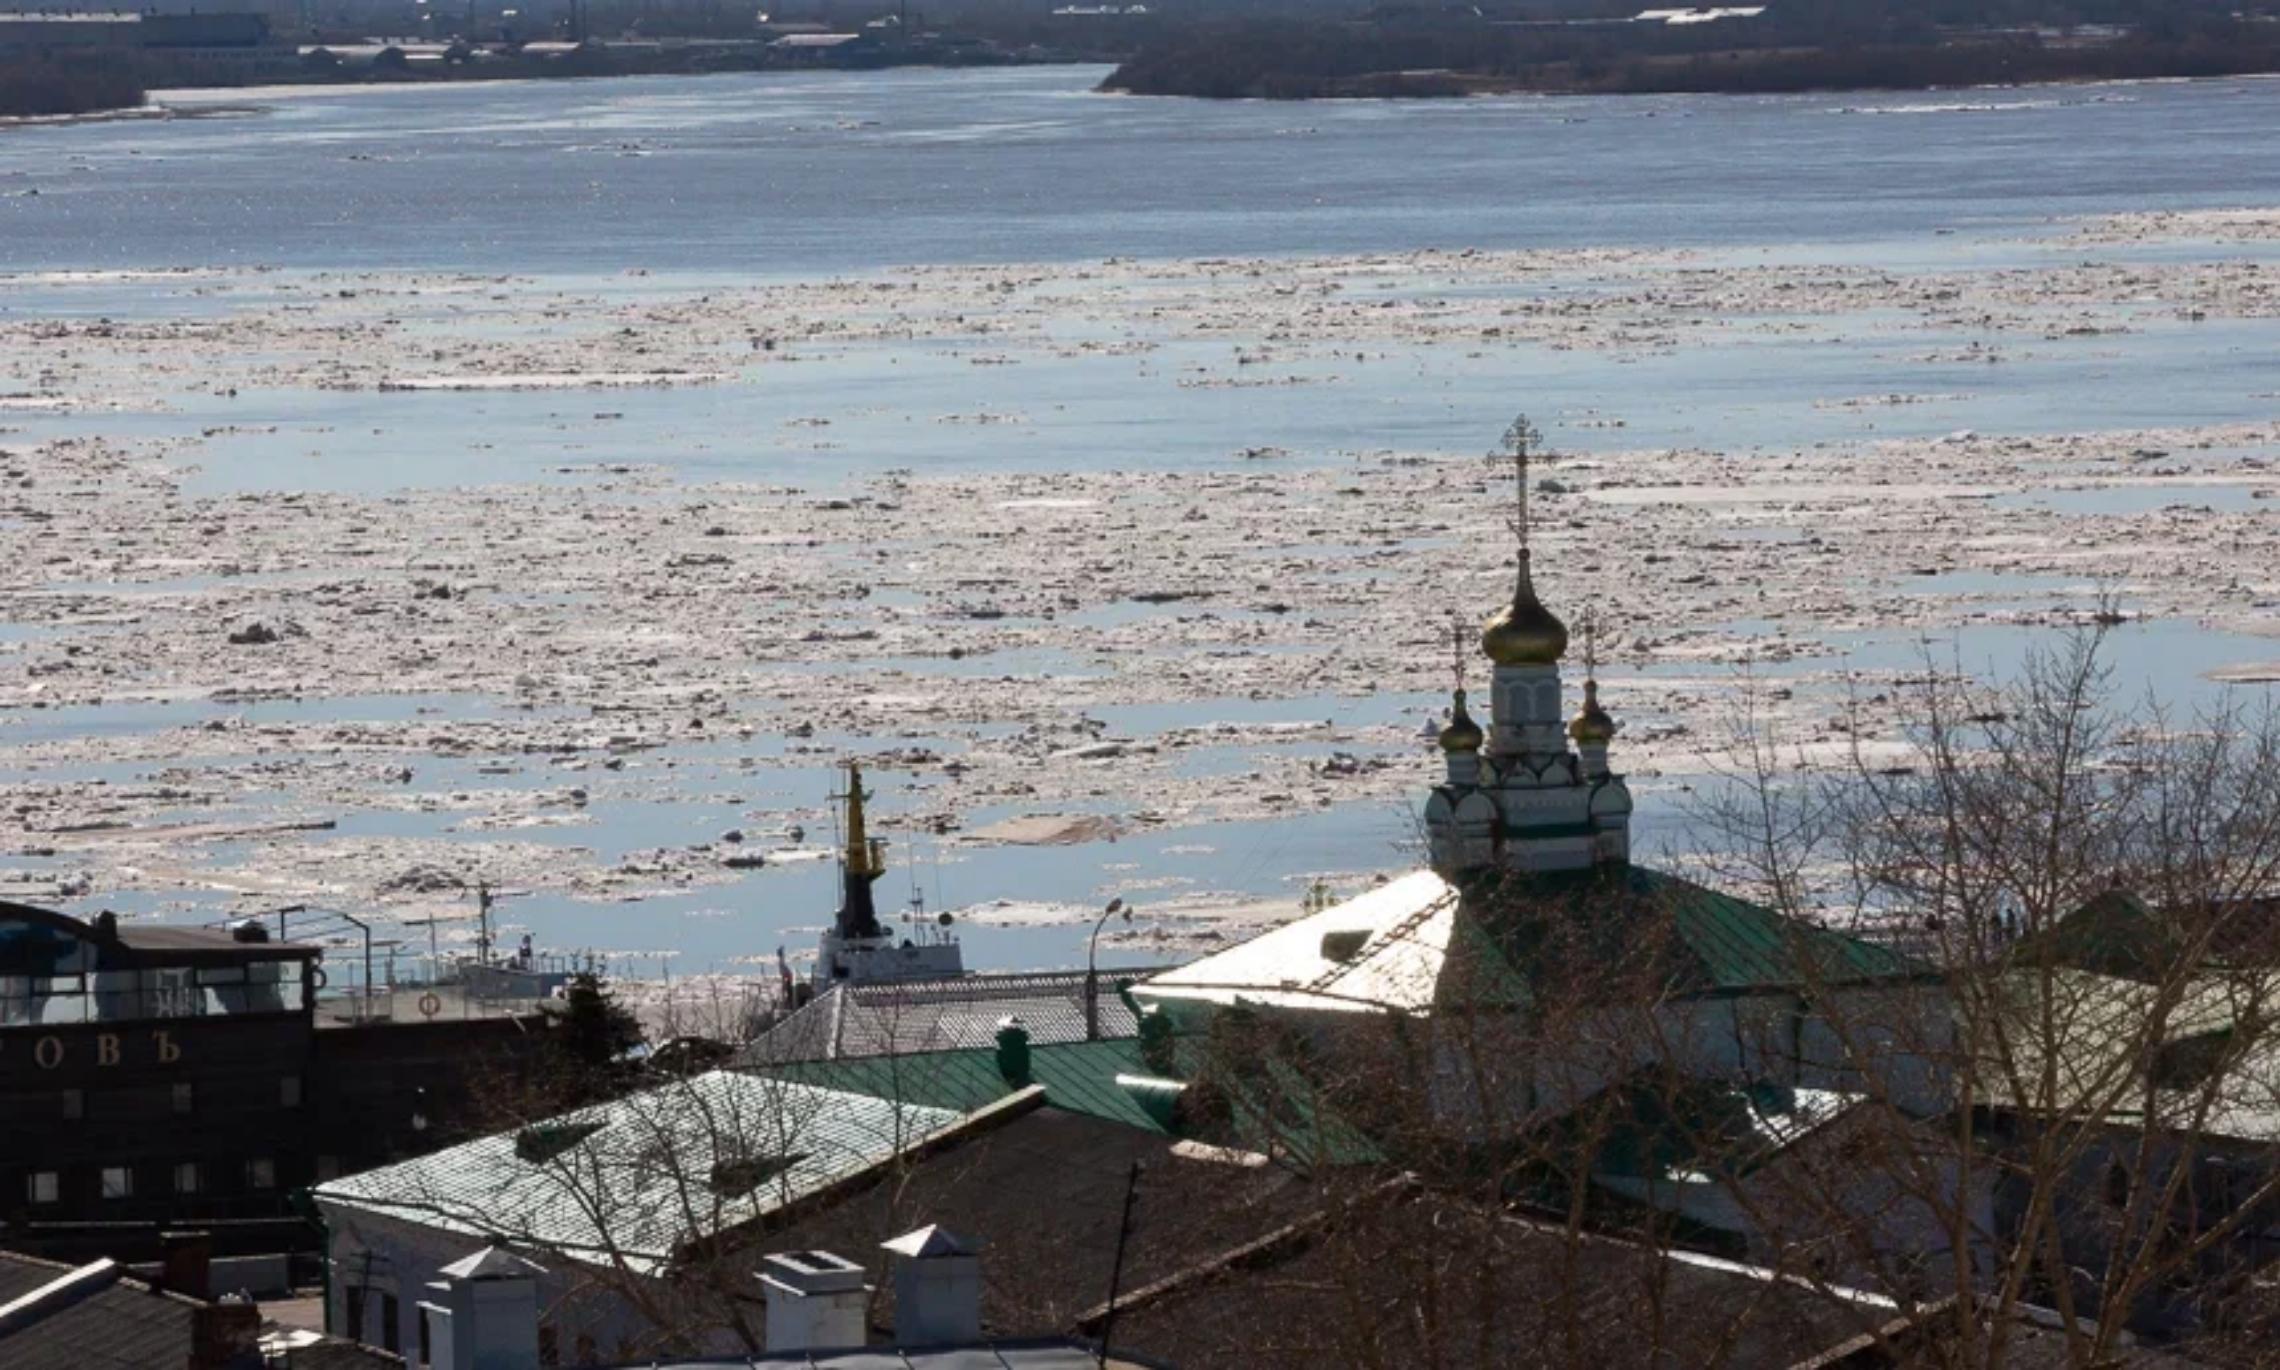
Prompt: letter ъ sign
<box><xmin>14</xmin><ymin>1029</ymin><xmax>184</xmax><ymax>1071</ymax></box>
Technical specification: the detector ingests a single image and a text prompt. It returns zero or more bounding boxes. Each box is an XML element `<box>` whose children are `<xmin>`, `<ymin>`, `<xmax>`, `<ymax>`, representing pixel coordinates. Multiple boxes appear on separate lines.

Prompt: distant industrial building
<box><xmin>0</xmin><ymin>9</ymin><xmax>292</xmax><ymax>71</ymax></box>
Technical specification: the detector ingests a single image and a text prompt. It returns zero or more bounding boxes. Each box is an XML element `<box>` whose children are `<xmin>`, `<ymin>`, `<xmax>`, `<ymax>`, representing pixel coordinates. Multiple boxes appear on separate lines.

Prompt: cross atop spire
<box><xmin>1450</xmin><ymin>612</ymin><xmax>1468</xmax><ymax>694</ymax></box>
<box><xmin>1499</xmin><ymin>413</ymin><xmax>1542</xmax><ymax>563</ymax></box>
<box><xmin>1579</xmin><ymin>606</ymin><xmax>1600</xmax><ymax>680</ymax></box>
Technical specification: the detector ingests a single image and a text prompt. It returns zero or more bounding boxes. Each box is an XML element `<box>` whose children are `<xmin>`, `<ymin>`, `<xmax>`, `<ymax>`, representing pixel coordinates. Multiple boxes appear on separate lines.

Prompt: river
<box><xmin>4</xmin><ymin>67</ymin><xmax>2278</xmax><ymax>273</ymax></box>
<box><xmin>2</xmin><ymin>67</ymin><xmax>2276</xmax><ymax>980</ymax></box>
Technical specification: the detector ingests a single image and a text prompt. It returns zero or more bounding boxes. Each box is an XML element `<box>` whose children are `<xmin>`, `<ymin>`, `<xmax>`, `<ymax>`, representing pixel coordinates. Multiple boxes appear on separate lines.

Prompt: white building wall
<box><xmin>317</xmin><ymin>1203</ymin><xmax>739</xmax><ymax>1366</ymax></box>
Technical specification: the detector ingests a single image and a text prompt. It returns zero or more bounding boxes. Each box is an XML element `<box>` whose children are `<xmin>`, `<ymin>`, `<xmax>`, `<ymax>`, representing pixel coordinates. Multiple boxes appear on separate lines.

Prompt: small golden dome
<box><xmin>1439</xmin><ymin>689</ymin><xmax>1484</xmax><ymax>753</ymax></box>
<box><xmin>1569</xmin><ymin>679</ymin><xmax>1616</xmax><ymax>744</ymax></box>
<box><xmin>1480</xmin><ymin>553</ymin><xmax>1568</xmax><ymax>666</ymax></box>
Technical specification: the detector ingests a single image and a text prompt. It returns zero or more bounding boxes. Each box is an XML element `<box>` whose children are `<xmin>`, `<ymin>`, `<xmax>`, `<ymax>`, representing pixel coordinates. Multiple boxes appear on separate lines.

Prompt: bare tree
<box><xmin>1137</xmin><ymin>625</ymin><xmax>2280</xmax><ymax>1368</ymax></box>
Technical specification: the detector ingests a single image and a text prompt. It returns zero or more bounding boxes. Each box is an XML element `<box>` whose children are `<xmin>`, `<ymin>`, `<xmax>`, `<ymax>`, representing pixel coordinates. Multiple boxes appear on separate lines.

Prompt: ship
<box><xmin>812</xmin><ymin>760</ymin><xmax>964</xmax><ymax>988</ymax></box>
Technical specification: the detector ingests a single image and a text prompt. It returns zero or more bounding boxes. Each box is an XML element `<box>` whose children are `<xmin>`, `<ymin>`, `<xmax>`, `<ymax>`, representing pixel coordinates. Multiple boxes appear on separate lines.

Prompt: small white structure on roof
<box><xmin>882</xmin><ymin>1224</ymin><xmax>983</xmax><ymax>1345</ymax></box>
<box><xmin>313</xmin><ymin>1071</ymin><xmax>992</xmax><ymax>1358</ymax></box>
<box><xmin>421</xmin><ymin>1246</ymin><xmax>545</xmax><ymax>1370</ymax></box>
<box><xmin>760</xmin><ymin>1249</ymin><xmax>870</xmax><ymax>1353</ymax></box>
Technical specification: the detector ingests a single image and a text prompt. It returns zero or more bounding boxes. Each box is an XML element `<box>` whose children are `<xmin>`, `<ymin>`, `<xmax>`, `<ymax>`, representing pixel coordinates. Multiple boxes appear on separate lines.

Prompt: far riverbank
<box><xmin>1103</xmin><ymin>24</ymin><xmax>2280</xmax><ymax>100</ymax></box>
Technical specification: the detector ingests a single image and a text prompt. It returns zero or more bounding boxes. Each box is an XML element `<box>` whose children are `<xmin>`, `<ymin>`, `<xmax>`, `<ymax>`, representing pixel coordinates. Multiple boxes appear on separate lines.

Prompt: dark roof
<box><xmin>1103</xmin><ymin>1181</ymin><xmax>1899</xmax><ymax>1370</ymax></box>
<box><xmin>745</xmin><ymin>971</ymin><xmax>1166</xmax><ymax>1064</ymax></box>
<box><xmin>0</xmin><ymin>1253</ymin><xmax>57</xmax><ymax>1302</ymax></box>
<box><xmin>756</xmin><ymin>1105</ymin><xmax>1314</xmax><ymax>1336</ymax></box>
<box><xmin>0</xmin><ymin>1252</ymin><xmax>212</xmax><ymax>1370</ymax></box>
<box><xmin>2016</xmin><ymin>888</ymin><xmax>2280</xmax><ymax>983</ymax></box>
<box><xmin>0</xmin><ymin>1250</ymin><xmax>396</xmax><ymax>1370</ymax></box>
<box><xmin>1797</xmin><ymin>1296</ymin><xmax>2208</xmax><ymax>1369</ymax></box>
<box><xmin>1472</xmin><ymin>864</ymin><xmax>1920</xmax><ymax>998</ymax></box>
<box><xmin>0</xmin><ymin>900</ymin><xmax>318</xmax><ymax>968</ymax></box>
<box><xmin>114</xmin><ymin>924</ymin><xmax>319</xmax><ymax>961</ymax></box>
<box><xmin>644</xmin><ymin>1340</ymin><xmax>1162</xmax><ymax>1368</ymax></box>
<box><xmin>0</xmin><ymin>1254</ymin><xmax>214</xmax><ymax>1370</ymax></box>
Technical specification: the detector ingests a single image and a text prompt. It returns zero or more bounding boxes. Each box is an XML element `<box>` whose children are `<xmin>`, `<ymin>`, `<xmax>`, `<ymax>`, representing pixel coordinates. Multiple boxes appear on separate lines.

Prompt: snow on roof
<box><xmin>1635</xmin><ymin>6</ymin><xmax>1767</xmax><ymax>22</ymax></box>
<box><xmin>881</xmin><ymin>1223</ymin><xmax>980</xmax><ymax>1258</ymax></box>
<box><xmin>314</xmin><ymin>1071</ymin><xmax>975</xmax><ymax>1277</ymax></box>
<box><xmin>1134</xmin><ymin>869</ymin><xmax>1462</xmax><ymax>1015</ymax></box>
<box><xmin>436</xmin><ymin>1247</ymin><xmax>547</xmax><ymax>1281</ymax></box>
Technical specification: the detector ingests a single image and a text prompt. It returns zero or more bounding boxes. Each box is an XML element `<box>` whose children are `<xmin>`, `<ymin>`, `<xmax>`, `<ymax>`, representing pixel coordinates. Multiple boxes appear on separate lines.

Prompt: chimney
<box><xmin>993</xmin><ymin>1017</ymin><xmax>1031</xmax><ymax>1086</ymax></box>
<box><xmin>160</xmin><ymin>1230</ymin><xmax>214</xmax><ymax>1302</ymax></box>
<box><xmin>188</xmin><ymin>1299</ymin><xmax>261</xmax><ymax>1370</ymax></box>
<box><xmin>423</xmin><ymin>1246</ymin><xmax>546</xmax><ymax>1370</ymax></box>
<box><xmin>881</xmin><ymin>1225</ymin><xmax>982</xmax><ymax>1347</ymax></box>
<box><xmin>760</xmin><ymin>1250</ymin><xmax>869</xmax><ymax>1353</ymax></box>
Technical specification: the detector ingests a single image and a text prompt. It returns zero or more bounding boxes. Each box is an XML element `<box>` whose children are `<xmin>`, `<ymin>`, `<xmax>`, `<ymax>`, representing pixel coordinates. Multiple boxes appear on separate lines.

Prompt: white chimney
<box><xmin>422</xmin><ymin>1246</ymin><xmax>546</xmax><ymax>1370</ymax></box>
<box><xmin>761</xmin><ymin>1250</ymin><xmax>870</xmax><ymax>1353</ymax></box>
<box><xmin>881</xmin><ymin>1225</ymin><xmax>982</xmax><ymax>1346</ymax></box>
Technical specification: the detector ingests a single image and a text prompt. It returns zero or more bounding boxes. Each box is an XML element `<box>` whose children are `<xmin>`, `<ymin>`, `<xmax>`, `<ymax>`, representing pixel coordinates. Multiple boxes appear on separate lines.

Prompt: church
<box><xmin>1133</xmin><ymin>430</ymin><xmax>1949</xmax><ymax>1126</ymax></box>
<box><xmin>1125</xmin><ymin>431</ymin><xmax>1979</xmax><ymax>1279</ymax></box>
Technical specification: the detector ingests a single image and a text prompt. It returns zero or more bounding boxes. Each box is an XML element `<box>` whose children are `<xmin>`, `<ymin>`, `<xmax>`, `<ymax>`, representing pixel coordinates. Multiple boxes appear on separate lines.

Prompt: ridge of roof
<box><xmin>0</xmin><ymin>1259</ymin><xmax>124</xmax><ymax>1338</ymax></box>
<box><xmin>760</xmin><ymin>1038</ymin><xmax>1162</xmax><ymax>1133</ymax></box>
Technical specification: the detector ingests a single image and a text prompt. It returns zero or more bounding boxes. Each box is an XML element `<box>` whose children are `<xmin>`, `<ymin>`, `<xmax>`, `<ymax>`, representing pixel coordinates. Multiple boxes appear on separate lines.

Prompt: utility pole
<box><xmin>1096</xmin><ymin>1161</ymin><xmax>1142</xmax><ymax>1367</ymax></box>
<box><xmin>476</xmin><ymin>880</ymin><xmax>493</xmax><ymax>968</ymax></box>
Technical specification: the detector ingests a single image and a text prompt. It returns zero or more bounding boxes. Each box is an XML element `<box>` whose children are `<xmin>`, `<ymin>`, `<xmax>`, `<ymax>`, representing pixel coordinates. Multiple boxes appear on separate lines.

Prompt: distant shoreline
<box><xmin>1102</xmin><ymin>30</ymin><xmax>2280</xmax><ymax>101</ymax></box>
<box><xmin>0</xmin><ymin>102</ymin><xmax>258</xmax><ymax>131</ymax></box>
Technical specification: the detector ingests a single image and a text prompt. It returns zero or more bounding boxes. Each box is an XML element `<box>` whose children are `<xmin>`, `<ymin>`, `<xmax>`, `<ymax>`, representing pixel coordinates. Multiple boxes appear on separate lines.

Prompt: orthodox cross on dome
<box><xmin>1498</xmin><ymin>413</ymin><xmax>1543</xmax><ymax>563</ymax></box>
<box><xmin>1579</xmin><ymin>606</ymin><xmax>1601</xmax><ymax>679</ymax></box>
<box><xmin>1450</xmin><ymin>612</ymin><xmax>1468</xmax><ymax>693</ymax></box>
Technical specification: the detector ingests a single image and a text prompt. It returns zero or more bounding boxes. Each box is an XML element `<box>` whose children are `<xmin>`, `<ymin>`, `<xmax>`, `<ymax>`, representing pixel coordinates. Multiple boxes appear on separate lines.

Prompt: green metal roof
<box><xmin>1558</xmin><ymin>1072</ymin><xmax>1866</xmax><ymax>1184</ymax></box>
<box><xmin>759</xmin><ymin>1036</ymin><xmax>1384</xmax><ymax>1169</ymax></box>
<box><xmin>1475</xmin><ymin>864</ymin><xmax>1920</xmax><ymax>996</ymax></box>
<box><xmin>761</xmin><ymin>1038</ymin><xmax>1168</xmax><ymax>1134</ymax></box>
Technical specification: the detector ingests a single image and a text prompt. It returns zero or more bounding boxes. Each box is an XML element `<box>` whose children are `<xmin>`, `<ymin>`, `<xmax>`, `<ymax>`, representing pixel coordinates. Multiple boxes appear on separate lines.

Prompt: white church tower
<box><xmin>1424</xmin><ymin>422</ymin><xmax>1632</xmax><ymax>878</ymax></box>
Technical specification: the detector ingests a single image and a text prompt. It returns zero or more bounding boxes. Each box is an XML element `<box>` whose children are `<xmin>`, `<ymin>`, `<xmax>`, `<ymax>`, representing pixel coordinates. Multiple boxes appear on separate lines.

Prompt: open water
<box><xmin>5</xmin><ymin>67</ymin><xmax>2280</xmax><ymax>272</ymax></box>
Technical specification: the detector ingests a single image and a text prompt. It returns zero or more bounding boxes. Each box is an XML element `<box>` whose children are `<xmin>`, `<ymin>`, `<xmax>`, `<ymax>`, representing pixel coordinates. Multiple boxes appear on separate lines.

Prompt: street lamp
<box><xmin>1085</xmin><ymin>898</ymin><xmax>1129</xmax><ymax>1041</ymax></box>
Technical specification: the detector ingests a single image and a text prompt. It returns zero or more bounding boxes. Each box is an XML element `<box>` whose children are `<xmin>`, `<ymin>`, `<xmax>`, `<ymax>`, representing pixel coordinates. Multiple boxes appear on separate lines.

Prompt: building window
<box><xmin>246</xmin><ymin>1157</ymin><xmax>276</xmax><ymax>1190</ymax></box>
<box><xmin>345</xmin><ymin>1286</ymin><xmax>366</xmax><ymax>1343</ymax></box>
<box><xmin>173</xmin><ymin>1082</ymin><xmax>195</xmax><ymax>1115</ymax></box>
<box><xmin>174</xmin><ymin>1162</ymin><xmax>201</xmax><ymax>1195</ymax></box>
<box><xmin>26</xmin><ymin>1172</ymin><xmax>58</xmax><ymax>1205</ymax></box>
<box><xmin>379</xmin><ymin>1293</ymin><xmax>400</xmax><ymax>1354</ymax></box>
<box><xmin>100</xmin><ymin>1166</ymin><xmax>132</xmax><ymax>1200</ymax></box>
<box><xmin>281</xmin><ymin>1075</ymin><xmax>303</xmax><ymax>1108</ymax></box>
<box><xmin>60</xmin><ymin>1089</ymin><xmax>83</xmax><ymax>1121</ymax></box>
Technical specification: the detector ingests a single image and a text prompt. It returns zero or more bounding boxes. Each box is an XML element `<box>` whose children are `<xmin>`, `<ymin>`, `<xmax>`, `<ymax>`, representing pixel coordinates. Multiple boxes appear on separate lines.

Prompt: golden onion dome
<box><xmin>1480</xmin><ymin>552</ymin><xmax>1568</xmax><ymax>666</ymax></box>
<box><xmin>1569</xmin><ymin>679</ymin><xmax>1616</xmax><ymax>745</ymax></box>
<box><xmin>1438</xmin><ymin>689</ymin><xmax>1484</xmax><ymax>753</ymax></box>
